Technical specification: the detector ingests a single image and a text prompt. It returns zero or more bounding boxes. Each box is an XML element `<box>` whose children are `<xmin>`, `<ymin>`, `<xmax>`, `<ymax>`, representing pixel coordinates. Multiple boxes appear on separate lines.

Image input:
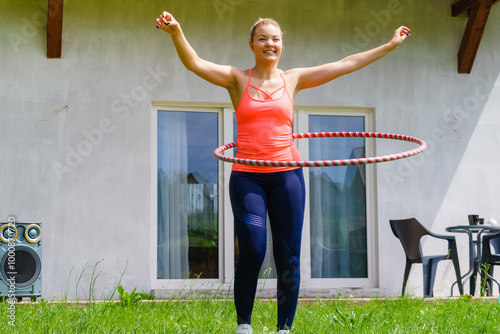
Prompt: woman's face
<box><xmin>250</xmin><ymin>23</ymin><xmax>283</xmax><ymax>64</ymax></box>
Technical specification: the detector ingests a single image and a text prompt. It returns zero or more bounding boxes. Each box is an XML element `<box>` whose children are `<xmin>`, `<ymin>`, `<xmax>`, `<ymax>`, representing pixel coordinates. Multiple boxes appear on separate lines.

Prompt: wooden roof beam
<box><xmin>452</xmin><ymin>0</ymin><xmax>500</xmax><ymax>73</ymax></box>
<box><xmin>453</xmin><ymin>0</ymin><xmax>480</xmax><ymax>16</ymax></box>
<box><xmin>452</xmin><ymin>0</ymin><xmax>500</xmax><ymax>15</ymax></box>
<box><xmin>47</xmin><ymin>0</ymin><xmax>64</xmax><ymax>58</ymax></box>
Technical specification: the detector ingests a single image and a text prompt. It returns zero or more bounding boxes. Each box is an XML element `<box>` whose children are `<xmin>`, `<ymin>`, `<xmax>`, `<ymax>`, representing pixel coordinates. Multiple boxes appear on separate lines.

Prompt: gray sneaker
<box><xmin>276</xmin><ymin>330</ymin><xmax>290</xmax><ymax>334</ymax></box>
<box><xmin>235</xmin><ymin>324</ymin><xmax>253</xmax><ymax>334</ymax></box>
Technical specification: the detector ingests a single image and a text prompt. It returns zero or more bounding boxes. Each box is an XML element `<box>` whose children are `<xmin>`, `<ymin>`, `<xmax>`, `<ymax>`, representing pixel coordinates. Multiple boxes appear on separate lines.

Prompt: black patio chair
<box><xmin>481</xmin><ymin>231</ymin><xmax>500</xmax><ymax>296</ymax></box>
<box><xmin>390</xmin><ymin>218</ymin><xmax>463</xmax><ymax>297</ymax></box>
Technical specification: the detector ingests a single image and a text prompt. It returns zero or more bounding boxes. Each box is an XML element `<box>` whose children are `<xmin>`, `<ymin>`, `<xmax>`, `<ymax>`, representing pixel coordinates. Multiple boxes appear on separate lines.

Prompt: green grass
<box><xmin>3</xmin><ymin>296</ymin><xmax>500</xmax><ymax>333</ymax></box>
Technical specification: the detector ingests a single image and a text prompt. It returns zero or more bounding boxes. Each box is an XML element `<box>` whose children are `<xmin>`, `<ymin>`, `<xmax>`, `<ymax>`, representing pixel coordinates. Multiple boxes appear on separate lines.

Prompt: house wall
<box><xmin>0</xmin><ymin>0</ymin><xmax>499</xmax><ymax>299</ymax></box>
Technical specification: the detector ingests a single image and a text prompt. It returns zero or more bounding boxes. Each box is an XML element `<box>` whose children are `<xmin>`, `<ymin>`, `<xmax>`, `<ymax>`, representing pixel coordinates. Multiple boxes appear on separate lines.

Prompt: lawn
<box><xmin>3</xmin><ymin>295</ymin><xmax>500</xmax><ymax>333</ymax></box>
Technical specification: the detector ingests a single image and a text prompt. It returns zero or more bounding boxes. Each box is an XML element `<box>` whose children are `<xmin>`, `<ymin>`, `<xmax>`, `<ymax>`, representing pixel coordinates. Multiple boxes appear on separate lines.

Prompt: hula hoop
<box><xmin>214</xmin><ymin>132</ymin><xmax>427</xmax><ymax>167</ymax></box>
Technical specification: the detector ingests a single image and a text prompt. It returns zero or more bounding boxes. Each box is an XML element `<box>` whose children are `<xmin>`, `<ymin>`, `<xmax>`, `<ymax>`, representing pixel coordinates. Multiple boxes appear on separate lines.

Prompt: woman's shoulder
<box><xmin>282</xmin><ymin>67</ymin><xmax>302</xmax><ymax>77</ymax></box>
<box><xmin>229</xmin><ymin>67</ymin><xmax>249</xmax><ymax>80</ymax></box>
<box><xmin>231</xmin><ymin>68</ymin><xmax>251</xmax><ymax>87</ymax></box>
<box><xmin>231</xmin><ymin>67</ymin><xmax>250</xmax><ymax>75</ymax></box>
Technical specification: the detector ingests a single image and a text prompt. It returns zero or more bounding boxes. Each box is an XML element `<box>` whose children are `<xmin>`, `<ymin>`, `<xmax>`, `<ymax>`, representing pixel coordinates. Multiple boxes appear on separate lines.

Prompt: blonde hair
<box><xmin>249</xmin><ymin>18</ymin><xmax>282</xmax><ymax>42</ymax></box>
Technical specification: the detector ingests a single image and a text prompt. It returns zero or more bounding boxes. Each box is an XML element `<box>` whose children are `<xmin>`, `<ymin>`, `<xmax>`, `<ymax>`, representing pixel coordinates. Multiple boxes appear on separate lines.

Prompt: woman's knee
<box><xmin>237</xmin><ymin>246</ymin><xmax>266</xmax><ymax>272</ymax></box>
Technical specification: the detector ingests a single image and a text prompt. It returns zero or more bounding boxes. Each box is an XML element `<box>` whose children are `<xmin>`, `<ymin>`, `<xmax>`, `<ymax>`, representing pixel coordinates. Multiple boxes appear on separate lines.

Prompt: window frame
<box><xmin>296</xmin><ymin>106</ymin><xmax>379</xmax><ymax>290</ymax></box>
<box><xmin>151</xmin><ymin>101</ymin><xmax>233</xmax><ymax>293</ymax></box>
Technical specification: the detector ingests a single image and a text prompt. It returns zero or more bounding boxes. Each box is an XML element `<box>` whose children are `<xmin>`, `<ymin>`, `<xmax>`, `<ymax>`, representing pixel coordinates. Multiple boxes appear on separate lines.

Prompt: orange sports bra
<box><xmin>232</xmin><ymin>69</ymin><xmax>301</xmax><ymax>173</ymax></box>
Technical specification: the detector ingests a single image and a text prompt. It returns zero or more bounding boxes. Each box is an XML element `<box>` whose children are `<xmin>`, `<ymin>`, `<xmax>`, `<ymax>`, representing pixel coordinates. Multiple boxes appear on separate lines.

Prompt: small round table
<box><xmin>446</xmin><ymin>225</ymin><xmax>500</xmax><ymax>296</ymax></box>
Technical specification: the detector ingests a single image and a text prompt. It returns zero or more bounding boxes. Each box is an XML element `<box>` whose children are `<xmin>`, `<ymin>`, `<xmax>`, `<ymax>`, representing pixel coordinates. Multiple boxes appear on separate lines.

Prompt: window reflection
<box><xmin>157</xmin><ymin>111</ymin><xmax>219</xmax><ymax>279</ymax></box>
<box><xmin>309</xmin><ymin>115</ymin><xmax>368</xmax><ymax>278</ymax></box>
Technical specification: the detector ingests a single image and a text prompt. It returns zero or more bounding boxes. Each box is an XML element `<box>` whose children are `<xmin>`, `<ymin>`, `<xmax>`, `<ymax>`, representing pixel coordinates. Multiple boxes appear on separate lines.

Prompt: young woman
<box><xmin>156</xmin><ymin>11</ymin><xmax>410</xmax><ymax>334</ymax></box>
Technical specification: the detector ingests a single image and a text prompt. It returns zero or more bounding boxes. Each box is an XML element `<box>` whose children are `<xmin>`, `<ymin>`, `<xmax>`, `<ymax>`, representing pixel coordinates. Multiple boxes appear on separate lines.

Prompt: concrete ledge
<box><xmin>151</xmin><ymin>287</ymin><xmax>388</xmax><ymax>300</ymax></box>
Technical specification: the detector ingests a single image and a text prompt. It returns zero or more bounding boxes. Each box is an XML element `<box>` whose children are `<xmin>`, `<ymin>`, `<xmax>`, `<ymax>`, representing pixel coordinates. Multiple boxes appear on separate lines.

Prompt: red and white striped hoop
<box><xmin>214</xmin><ymin>132</ymin><xmax>427</xmax><ymax>167</ymax></box>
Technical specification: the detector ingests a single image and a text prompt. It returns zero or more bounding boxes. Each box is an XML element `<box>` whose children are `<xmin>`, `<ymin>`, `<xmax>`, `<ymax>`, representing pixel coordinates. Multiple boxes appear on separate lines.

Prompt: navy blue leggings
<box><xmin>229</xmin><ymin>168</ymin><xmax>305</xmax><ymax>330</ymax></box>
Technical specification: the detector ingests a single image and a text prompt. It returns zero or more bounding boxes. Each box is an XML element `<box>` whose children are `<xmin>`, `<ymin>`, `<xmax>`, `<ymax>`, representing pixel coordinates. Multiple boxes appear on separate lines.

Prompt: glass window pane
<box><xmin>157</xmin><ymin>111</ymin><xmax>219</xmax><ymax>279</ymax></box>
<box><xmin>309</xmin><ymin>115</ymin><xmax>367</xmax><ymax>278</ymax></box>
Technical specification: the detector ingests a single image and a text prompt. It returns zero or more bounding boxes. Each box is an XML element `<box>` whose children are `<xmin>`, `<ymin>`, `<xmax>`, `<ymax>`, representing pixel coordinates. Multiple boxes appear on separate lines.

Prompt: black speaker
<box><xmin>0</xmin><ymin>222</ymin><xmax>42</xmax><ymax>299</ymax></box>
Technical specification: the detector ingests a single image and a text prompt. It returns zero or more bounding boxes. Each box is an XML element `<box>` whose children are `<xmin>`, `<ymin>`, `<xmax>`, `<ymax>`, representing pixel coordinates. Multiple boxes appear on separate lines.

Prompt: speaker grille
<box><xmin>0</xmin><ymin>246</ymin><xmax>41</xmax><ymax>288</ymax></box>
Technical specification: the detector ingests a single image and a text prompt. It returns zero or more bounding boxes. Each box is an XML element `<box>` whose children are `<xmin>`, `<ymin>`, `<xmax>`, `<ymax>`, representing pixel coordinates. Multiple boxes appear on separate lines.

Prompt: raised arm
<box><xmin>156</xmin><ymin>12</ymin><xmax>238</xmax><ymax>89</ymax></box>
<box><xmin>292</xmin><ymin>26</ymin><xmax>411</xmax><ymax>92</ymax></box>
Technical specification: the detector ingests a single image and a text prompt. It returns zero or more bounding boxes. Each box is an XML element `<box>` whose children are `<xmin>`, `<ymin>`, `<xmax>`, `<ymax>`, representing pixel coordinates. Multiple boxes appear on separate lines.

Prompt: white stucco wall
<box><xmin>0</xmin><ymin>0</ymin><xmax>499</xmax><ymax>299</ymax></box>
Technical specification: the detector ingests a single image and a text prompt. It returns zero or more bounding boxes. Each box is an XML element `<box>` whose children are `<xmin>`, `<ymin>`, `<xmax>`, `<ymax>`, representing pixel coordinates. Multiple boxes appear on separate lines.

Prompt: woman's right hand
<box><xmin>156</xmin><ymin>11</ymin><xmax>180</xmax><ymax>34</ymax></box>
<box><xmin>154</xmin><ymin>10</ymin><xmax>239</xmax><ymax>94</ymax></box>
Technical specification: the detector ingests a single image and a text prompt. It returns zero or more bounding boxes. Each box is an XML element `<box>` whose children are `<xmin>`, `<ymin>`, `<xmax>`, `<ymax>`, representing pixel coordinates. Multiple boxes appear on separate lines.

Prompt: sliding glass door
<box><xmin>154</xmin><ymin>104</ymin><xmax>376</xmax><ymax>292</ymax></box>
